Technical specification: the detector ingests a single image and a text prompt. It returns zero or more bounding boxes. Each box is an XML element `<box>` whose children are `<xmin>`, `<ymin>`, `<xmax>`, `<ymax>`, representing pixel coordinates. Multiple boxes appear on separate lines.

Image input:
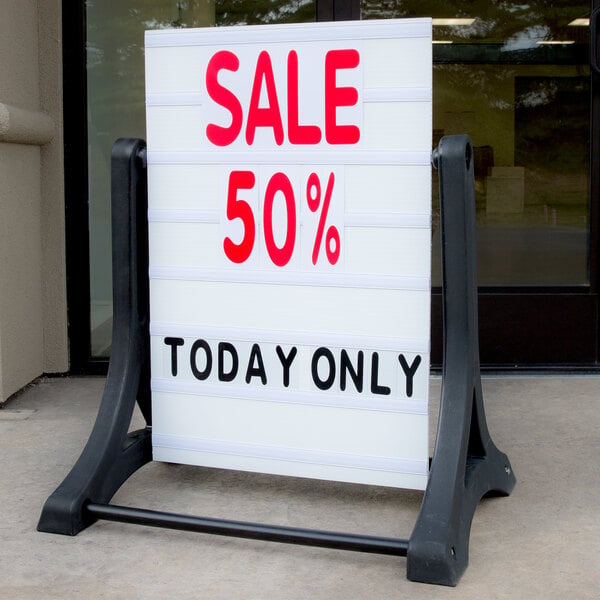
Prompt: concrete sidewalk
<box><xmin>1</xmin><ymin>375</ymin><xmax>598</xmax><ymax>599</ymax></box>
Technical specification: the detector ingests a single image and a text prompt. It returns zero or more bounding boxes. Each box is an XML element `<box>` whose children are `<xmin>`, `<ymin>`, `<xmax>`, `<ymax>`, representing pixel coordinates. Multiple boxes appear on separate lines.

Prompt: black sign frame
<box><xmin>38</xmin><ymin>135</ymin><xmax>515</xmax><ymax>586</ymax></box>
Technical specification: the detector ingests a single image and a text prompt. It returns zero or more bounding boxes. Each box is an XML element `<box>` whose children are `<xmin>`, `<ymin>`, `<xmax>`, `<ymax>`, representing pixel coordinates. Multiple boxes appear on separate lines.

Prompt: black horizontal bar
<box><xmin>433</xmin><ymin>43</ymin><xmax>588</xmax><ymax>65</ymax></box>
<box><xmin>85</xmin><ymin>503</ymin><xmax>408</xmax><ymax>556</ymax></box>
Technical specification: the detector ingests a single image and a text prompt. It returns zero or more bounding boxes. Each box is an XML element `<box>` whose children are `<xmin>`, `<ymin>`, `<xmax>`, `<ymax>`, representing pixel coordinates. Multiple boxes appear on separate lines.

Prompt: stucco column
<box><xmin>0</xmin><ymin>0</ymin><xmax>67</xmax><ymax>402</ymax></box>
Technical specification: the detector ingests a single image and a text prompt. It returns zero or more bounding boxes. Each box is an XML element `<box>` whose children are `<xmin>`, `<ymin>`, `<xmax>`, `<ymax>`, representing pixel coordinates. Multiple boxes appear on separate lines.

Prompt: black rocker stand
<box><xmin>37</xmin><ymin>139</ymin><xmax>153</xmax><ymax>536</ymax></box>
<box><xmin>407</xmin><ymin>136</ymin><xmax>516</xmax><ymax>584</ymax></box>
<box><xmin>38</xmin><ymin>135</ymin><xmax>515</xmax><ymax>586</ymax></box>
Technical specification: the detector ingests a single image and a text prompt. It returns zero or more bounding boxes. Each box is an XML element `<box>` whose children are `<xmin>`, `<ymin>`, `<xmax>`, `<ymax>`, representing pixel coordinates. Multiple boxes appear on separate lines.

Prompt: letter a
<box><xmin>246</xmin><ymin>51</ymin><xmax>284</xmax><ymax>146</ymax></box>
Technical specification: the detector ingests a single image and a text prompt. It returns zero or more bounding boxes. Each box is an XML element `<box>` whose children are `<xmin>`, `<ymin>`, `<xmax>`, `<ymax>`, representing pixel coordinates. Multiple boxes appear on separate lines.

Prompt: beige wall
<box><xmin>0</xmin><ymin>0</ymin><xmax>67</xmax><ymax>401</ymax></box>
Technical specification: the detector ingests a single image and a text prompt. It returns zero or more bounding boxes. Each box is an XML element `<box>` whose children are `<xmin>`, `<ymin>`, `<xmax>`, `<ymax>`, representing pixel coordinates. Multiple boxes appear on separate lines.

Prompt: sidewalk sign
<box><xmin>38</xmin><ymin>19</ymin><xmax>515</xmax><ymax>587</ymax></box>
<box><xmin>146</xmin><ymin>19</ymin><xmax>432</xmax><ymax>491</ymax></box>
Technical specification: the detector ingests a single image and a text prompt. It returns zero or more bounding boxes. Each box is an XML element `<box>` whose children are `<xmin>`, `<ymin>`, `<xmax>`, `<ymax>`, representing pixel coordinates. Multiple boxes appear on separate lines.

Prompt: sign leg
<box><xmin>407</xmin><ymin>136</ymin><xmax>516</xmax><ymax>585</ymax></box>
<box><xmin>37</xmin><ymin>139</ymin><xmax>152</xmax><ymax>535</ymax></box>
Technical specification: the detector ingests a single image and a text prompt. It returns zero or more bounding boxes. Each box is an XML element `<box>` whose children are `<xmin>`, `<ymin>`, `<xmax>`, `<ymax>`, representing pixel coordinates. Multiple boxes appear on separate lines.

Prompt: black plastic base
<box><xmin>38</xmin><ymin>136</ymin><xmax>515</xmax><ymax>586</ymax></box>
<box><xmin>407</xmin><ymin>137</ymin><xmax>516</xmax><ymax>585</ymax></box>
<box><xmin>37</xmin><ymin>139</ymin><xmax>153</xmax><ymax>536</ymax></box>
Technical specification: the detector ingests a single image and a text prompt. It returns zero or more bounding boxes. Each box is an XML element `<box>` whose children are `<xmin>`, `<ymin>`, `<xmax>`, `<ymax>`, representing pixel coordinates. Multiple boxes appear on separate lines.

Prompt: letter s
<box><xmin>206</xmin><ymin>50</ymin><xmax>243</xmax><ymax>146</ymax></box>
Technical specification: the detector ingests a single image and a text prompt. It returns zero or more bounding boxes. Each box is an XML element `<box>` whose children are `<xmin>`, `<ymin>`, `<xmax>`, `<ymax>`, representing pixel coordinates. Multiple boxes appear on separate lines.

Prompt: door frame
<box><xmin>63</xmin><ymin>0</ymin><xmax>600</xmax><ymax>372</ymax></box>
<box><xmin>62</xmin><ymin>0</ymin><xmax>359</xmax><ymax>373</ymax></box>
<box><xmin>430</xmin><ymin>1</ymin><xmax>600</xmax><ymax>368</ymax></box>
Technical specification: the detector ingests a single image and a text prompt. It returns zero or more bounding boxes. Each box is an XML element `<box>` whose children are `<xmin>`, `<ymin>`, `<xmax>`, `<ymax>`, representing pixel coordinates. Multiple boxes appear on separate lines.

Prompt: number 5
<box><xmin>223</xmin><ymin>170</ymin><xmax>256</xmax><ymax>263</ymax></box>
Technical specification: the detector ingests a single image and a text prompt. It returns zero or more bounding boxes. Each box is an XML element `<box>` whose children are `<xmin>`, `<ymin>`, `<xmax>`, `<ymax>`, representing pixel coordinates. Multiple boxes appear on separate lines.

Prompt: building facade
<box><xmin>0</xmin><ymin>0</ymin><xmax>67</xmax><ymax>400</ymax></box>
<box><xmin>1</xmin><ymin>0</ymin><xmax>598</xmax><ymax>401</ymax></box>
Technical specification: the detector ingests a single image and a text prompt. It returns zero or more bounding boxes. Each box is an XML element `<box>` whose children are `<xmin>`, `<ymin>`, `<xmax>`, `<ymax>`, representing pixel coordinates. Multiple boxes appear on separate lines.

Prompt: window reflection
<box><xmin>362</xmin><ymin>1</ymin><xmax>591</xmax><ymax>286</ymax></box>
<box><xmin>86</xmin><ymin>1</ymin><xmax>592</xmax><ymax>356</ymax></box>
<box><xmin>86</xmin><ymin>0</ymin><xmax>316</xmax><ymax>356</ymax></box>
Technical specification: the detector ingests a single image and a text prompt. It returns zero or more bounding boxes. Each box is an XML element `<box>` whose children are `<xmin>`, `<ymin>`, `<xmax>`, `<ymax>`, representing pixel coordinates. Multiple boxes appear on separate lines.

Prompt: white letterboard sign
<box><xmin>145</xmin><ymin>18</ymin><xmax>432</xmax><ymax>490</ymax></box>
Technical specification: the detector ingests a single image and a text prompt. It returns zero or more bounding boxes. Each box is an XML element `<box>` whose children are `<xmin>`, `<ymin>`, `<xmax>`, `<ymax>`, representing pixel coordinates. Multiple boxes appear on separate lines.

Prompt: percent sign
<box><xmin>223</xmin><ymin>169</ymin><xmax>342</xmax><ymax>267</ymax></box>
<box><xmin>306</xmin><ymin>172</ymin><xmax>341</xmax><ymax>266</ymax></box>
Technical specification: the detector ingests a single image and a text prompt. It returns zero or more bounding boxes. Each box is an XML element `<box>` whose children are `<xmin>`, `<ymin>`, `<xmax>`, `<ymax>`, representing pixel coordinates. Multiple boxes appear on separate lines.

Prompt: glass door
<box><xmin>66</xmin><ymin>1</ymin><xmax>323</xmax><ymax>370</ymax></box>
<box><xmin>86</xmin><ymin>1</ymin><xmax>319</xmax><ymax>358</ymax></box>
<box><xmin>66</xmin><ymin>0</ymin><xmax>600</xmax><ymax>369</ymax></box>
<box><xmin>362</xmin><ymin>1</ymin><xmax>598</xmax><ymax>367</ymax></box>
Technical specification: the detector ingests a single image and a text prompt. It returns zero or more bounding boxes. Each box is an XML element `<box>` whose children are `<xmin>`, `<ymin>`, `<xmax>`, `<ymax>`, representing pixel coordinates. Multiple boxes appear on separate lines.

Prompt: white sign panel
<box><xmin>145</xmin><ymin>19</ymin><xmax>432</xmax><ymax>490</ymax></box>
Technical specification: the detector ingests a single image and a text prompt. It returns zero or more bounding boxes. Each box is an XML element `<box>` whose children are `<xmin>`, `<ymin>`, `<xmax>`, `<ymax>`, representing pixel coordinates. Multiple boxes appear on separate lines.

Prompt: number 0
<box><xmin>263</xmin><ymin>172</ymin><xmax>296</xmax><ymax>267</ymax></box>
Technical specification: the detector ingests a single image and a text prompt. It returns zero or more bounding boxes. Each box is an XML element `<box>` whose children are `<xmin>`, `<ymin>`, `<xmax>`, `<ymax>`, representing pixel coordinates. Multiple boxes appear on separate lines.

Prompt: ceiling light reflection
<box><xmin>432</xmin><ymin>18</ymin><xmax>475</xmax><ymax>26</ymax></box>
<box><xmin>536</xmin><ymin>40</ymin><xmax>575</xmax><ymax>45</ymax></box>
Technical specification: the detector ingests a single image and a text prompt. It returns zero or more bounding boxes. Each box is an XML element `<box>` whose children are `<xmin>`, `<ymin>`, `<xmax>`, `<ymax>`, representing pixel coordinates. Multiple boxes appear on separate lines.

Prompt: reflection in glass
<box><xmin>86</xmin><ymin>0</ymin><xmax>317</xmax><ymax>356</ymax></box>
<box><xmin>87</xmin><ymin>1</ymin><xmax>592</xmax><ymax>355</ymax></box>
<box><xmin>362</xmin><ymin>1</ymin><xmax>591</xmax><ymax>286</ymax></box>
